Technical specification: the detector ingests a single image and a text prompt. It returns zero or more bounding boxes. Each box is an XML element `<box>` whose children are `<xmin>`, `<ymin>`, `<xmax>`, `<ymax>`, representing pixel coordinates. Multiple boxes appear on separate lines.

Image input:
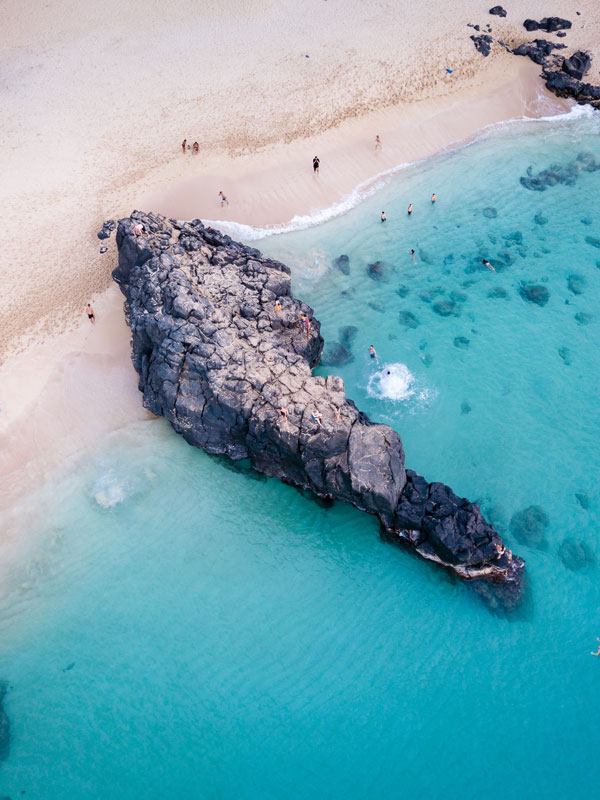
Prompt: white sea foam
<box><xmin>203</xmin><ymin>103</ymin><xmax>599</xmax><ymax>243</ymax></box>
<box><xmin>92</xmin><ymin>471</ymin><xmax>130</xmax><ymax>509</ymax></box>
<box><xmin>366</xmin><ymin>363</ymin><xmax>436</xmax><ymax>413</ymax></box>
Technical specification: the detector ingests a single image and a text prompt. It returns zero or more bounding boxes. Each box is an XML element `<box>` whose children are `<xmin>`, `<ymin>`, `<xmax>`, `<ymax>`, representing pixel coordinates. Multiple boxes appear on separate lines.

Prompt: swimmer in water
<box><xmin>407</xmin><ymin>203</ymin><xmax>413</xmax><ymax>215</ymax></box>
<box><xmin>409</xmin><ymin>248</ymin><xmax>416</xmax><ymax>261</ymax></box>
<box><xmin>368</xmin><ymin>345</ymin><xmax>378</xmax><ymax>363</ymax></box>
<box><xmin>431</xmin><ymin>193</ymin><xmax>436</xmax><ymax>204</ymax></box>
<box><xmin>381</xmin><ymin>211</ymin><xmax>386</xmax><ymax>223</ymax></box>
<box><xmin>482</xmin><ymin>258</ymin><xmax>495</xmax><ymax>271</ymax></box>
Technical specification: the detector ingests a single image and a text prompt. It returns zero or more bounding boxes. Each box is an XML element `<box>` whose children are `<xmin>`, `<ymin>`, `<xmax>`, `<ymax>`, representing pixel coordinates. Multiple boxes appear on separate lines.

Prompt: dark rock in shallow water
<box><xmin>0</xmin><ymin>681</ymin><xmax>9</xmax><ymax>761</ymax></box>
<box><xmin>368</xmin><ymin>301</ymin><xmax>384</xmax><ymax>313</ymax></box>
<box><xmin>454</xmin><ymin>336</ymin><xmax>470</xmax><ymax>350</ymax></box>
<box><xmin>339</xmin><ymin>325</ymin><xmax>358</xmax><ymax>348</ymax></box>
<box><xmin>432</xmin><ymin>299</ymin><xmax>459</xmax><ymax>317</ymax></box>
<box><xmin>562</xmin><ymin>50</ymin><xmax>592</xmax><ymax>80</ymax></box>
<box><xmin>519</xmin><ymin>284</ymin><xmax>549</xmax><ymax>306</ymax></box>
<box><xmin>488</xmin><ymin>287</ymin><xmax>509</xmax><ymax>300</ymax></box>
<box><xmin>396</xmin><ymin>284</ymin><xmax>410</xmax><ymax>298</ymax></box>
<box><xmin>575</xmin><ymin>492</ymin><xmax>590</xmax><ymax>510</ymax></box>
<box><xmin>489</xmin><ymin>6</ymin><xmax>507</xmax><ymax>17</ymax></box>
<box><xmin>575</xmin><ymin>312</ymin><xmax>594</xmax><ymax>325</ymax></box>
<box><xmin>114</xmin><ymin>211</ymin><xmax>524</xmax><ymax>604</ymax></box>
<box><xmin>321</xmin><ymin>341</ymin><xmax>354</xmax><ymax>366</ymax></box>
<box><xmin>534</xmin><ymin>212</ymin><xmax>548</xmax><ymax>225</ymax></box>
<box><xmin>558</xmin><ymin>346</ymin><xmax>572</xmax><ymax>365</ymax></box>
<box><xmin>558</xmin><ymin>538</ymin><xmax>595</xmax><ymax>571</ymax></box>
<box><xmin>461</xmin><ymin>401</ymin><xmax>472</xmax><ymax>414</ymax></box>
<box><xmin>510</xmin><ymin>505</ymin><xmax>549</xmax><ymax>548</ymax></box>
<box><xmin>333</xmin><ymin>254</ymin><xmax>350</xmax><ymax>275</ymax></box>
<box><xmin>505</xmin><ymin>231</ymin><xmax>524</xmax><ymax>245</ymax></box>
<box><xmin>585</xmin><ymin>235</ymin><xmax>600</xmax><ymax>249</ymax></box>
<box><xmin>367</xmin><ymin>261</ymin><xmax>387</xmax><ymax>281</ymax></box>
<box><xmin>471</xmin><ymin>34</ymin><xmax>493</xmax><ymax>56</ymax></box>
<box><xmin>483</xmin><ymin>206</ymin><xmax>498</xmax><ymax>218</ymax></box>
<box><xmin>449</xmin><ymin>290</ymin><xmax>468</xmax><ymax>303</ymax></box>
<box><xmin>567</xmin><ymin>273</ymin><xmax>586</xmax><ymax>295</ymax></box>
<box><xmin>398</xmin><ymin>310</ymin><xmax>420</xmax><ymax>329</ymax></box>
<box><xmin>580</xmin><ymin>217</ymin><xmax>592</xmax><ymax>226</ymax></box>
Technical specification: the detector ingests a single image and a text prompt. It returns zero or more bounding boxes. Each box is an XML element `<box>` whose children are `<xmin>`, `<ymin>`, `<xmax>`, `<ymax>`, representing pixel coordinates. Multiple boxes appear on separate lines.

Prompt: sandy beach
<box><xmin>0</xmin><ymin>0</ymin><xmax>597</xmax><ymax>513</ymax></box>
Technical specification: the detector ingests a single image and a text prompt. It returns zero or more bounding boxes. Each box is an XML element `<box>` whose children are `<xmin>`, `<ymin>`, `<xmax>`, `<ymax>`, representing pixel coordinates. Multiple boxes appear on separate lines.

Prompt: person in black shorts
<box><xmin>86</xmin><ymin>303</ymin><xmax>95</xmax><ymax>324</ymax></box>
<box><xmin>313</xmin><ymin>156</ymin><xmax>320</xmax><ymax>173</ymax></box>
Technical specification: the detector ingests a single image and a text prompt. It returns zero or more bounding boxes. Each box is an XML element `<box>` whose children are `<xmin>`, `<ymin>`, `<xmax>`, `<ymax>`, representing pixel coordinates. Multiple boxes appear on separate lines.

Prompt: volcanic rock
<box><xmin>489</xmin><ymin>6</ymin><xmax>507</xmax><ymax>17</ymax></box>
<box><xmin>114</xmin><ymin>211</ymin><xmax>524</xmax><ymax>604</ymax></box>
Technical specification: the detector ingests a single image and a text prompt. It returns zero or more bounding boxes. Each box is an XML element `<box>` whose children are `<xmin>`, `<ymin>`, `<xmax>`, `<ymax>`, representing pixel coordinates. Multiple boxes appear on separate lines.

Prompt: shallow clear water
<box><xmin>2</xmin><ymin>111</ymin><xmax>600</xmax><ymax>799</ymax></box>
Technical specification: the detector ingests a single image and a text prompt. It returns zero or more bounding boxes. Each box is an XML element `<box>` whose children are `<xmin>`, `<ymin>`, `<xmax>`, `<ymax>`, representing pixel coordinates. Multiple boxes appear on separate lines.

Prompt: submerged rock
<box><xmin>567</xmin><ymin>273</ymin><xmax>586</xmax><ymax>295</ymax></box>
<box><xmin>333</xmin><ymin>254</ymin><xmax>350</xmax><ymax>275</ymax></box>
<box><xmin>509</xmin><ymin>505</ymin><xmax>549</xmax><ymax>548</ymax></box>
<box><xmin>558</xmin><ymin>538</ymin><xmax>595</xmax><ymax>571</ymax></box>
<box><xmin>432</xmin><ymin>299</ymin><xmax>459</xmax><ymax>317</ymax></box>
<box><xmin>585</xmin><ymin>236</ymin><xmax>600</xmax><ymax>249</ymax></box>
<box><xmin>558</xmin><ymin>346</ymin><xmax>572</xmax><ymax>365</ymax></box>
<box><xmin>534</xmin><ymin>212</ymin><xmax>548</xmax><ymax>225</ymax></box>
<box><xmin>482</xmin><ymin>206</ymin><xmax>498</xmax><ymax>218</ymax></box>
<box><xmin>461</xmin><ymin>401</ymin><xmax>472</xmax><ymax>414</ymax></box>
<box><xmin>396</xmin><ymin>284</ymin><xmax>410</xmax><ymax>298</ymax></box>
<box><xmin>575</xmin><ymin>312</ymin><xmax>594</xmax><ymax>325</ymax></box>
<box><xmin>575</xmin><ymin>492</ymin><xmax>590</xmax><ymax>510</ymax></box>
<box><xmin>519</xmin><ymin>284</ymin><xmax>549</xmax><ymax>306</ymax></box>
<box><xmin>339</xmin><ymin>325</ymin><xmax>358</xmax><ymax>348</ymax></box>
<box><xmin>367</xmin><ymin>261</ymin><xmax>387</xmax><ymax>281</ymax></box>
<box><xmin>454</xmin><ymin>336</ymin><xmax>470</xmax><ymax>350</ymax></box>
<box><xmin>398</xmin><ymin>310</ymin><xmax>420</xmax><ymax>329</ymax></box>
<box><xmin>321</xmin><ymin>341</ymin><xmax>354</xmax><ymax>366</ymax></box>
<box><xmin>114</xmin><ymin>211</ymin><xmax>525</xmax><ymax>604</ymax></box>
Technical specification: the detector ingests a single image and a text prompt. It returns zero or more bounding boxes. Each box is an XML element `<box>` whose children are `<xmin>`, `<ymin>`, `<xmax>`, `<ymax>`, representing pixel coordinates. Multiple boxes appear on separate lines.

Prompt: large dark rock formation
<box><xmin>114</xmin><ymin>211</ymin><xmax>525</xmax><ymax>605</ymax></box>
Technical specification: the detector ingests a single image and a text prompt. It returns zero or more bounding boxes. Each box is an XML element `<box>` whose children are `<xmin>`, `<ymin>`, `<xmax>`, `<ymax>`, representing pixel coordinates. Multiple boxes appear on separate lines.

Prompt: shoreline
<box><xmin>0</xmin><ymin>64</ymin><xmax>574</xmax><ymax>519</ymax></box>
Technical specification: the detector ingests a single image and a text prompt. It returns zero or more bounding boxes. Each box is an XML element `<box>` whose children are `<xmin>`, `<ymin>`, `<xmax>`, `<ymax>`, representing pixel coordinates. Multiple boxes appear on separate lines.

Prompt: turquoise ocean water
<box><xmin>1</xmin><ymin>109</ymin><xmax>600</xmax><ymax>798</ymax></box>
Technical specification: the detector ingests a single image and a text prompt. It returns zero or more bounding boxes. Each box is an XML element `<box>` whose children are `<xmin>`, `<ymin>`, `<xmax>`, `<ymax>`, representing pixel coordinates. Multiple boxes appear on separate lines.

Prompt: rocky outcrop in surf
<box><xmin>114</xmin><ymin>211</ymin><xmax>525</xmax><ymax>606</ymax></box>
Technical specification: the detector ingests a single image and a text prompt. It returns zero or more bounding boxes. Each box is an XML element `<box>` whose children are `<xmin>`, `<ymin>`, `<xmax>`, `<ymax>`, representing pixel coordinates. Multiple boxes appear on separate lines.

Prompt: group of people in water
<box><xmin>380</xmin><ymin>194</ymin><xmax>436</xmax><ymax>224</ymax></box>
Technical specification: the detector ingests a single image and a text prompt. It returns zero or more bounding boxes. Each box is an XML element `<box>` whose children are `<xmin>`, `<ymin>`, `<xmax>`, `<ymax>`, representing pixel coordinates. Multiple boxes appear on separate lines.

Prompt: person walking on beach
<box><xmin>181</xmin><ymin>139</ymin><xmax>187</xmax><ymax>154</ymax></box>
<box><xmin>381</xmin><ymin>211</ymin><xmax>386</xmax><ymax>223</ymax></box>
<box><xmin>219</xmin><ymin>191</ymin><xmax>229</xmax><ymax>207</ymax></box>
<box><xmin>86</xmin><ymin>303</ymin><xmax>95</xmax><ymax>324</ymax></box>
<box><xmin>313</xmin><ymin>156</ymin><xmax>320</xmax><ymax>174</ymax></box>
<box><xmin>375</xmin><ymin>135</ymin><xmax>382</xmax><ymax>150</ymax></box>
<box><xmin>192</xmin><ymin>141</ymin><xmax>199</xmax><ymax>154</ymax></box>
<box><xmin>407</xmin><ymin>203</ymin><xmax>413</xmax><ymax>215</ymax></box>
<box><xmin>482</xmin><ymin>258</ymin><xmax>495</xmax><ymax>271</ymax></box>
<box><xmin>431</xmin><ymin>193</ymin><xmax>437</xmax><ymax>204</ymax></box>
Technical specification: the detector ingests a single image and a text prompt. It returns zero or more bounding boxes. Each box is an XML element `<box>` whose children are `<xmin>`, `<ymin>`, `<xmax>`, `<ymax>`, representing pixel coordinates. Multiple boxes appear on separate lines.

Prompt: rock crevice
<box><xmin>114</xmin><ymin>212</ymin><xmax>524</xmax><ymax>606</ymax></box>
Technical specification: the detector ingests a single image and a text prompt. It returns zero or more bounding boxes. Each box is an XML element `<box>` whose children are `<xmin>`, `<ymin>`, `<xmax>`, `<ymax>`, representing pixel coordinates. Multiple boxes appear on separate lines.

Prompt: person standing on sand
<box><xmin>431</xmin><ymin>193</ymin><xmax>436</xmax><ymax>204</ymax></box>
<box><xmin>408</xmin><ymin>203</ymin><xmax>413</xmax><ymax>215</ymax></box>
<box><xmin>192</xmin><ymin>142</ymin><xmax>199</xmax><ymax>154</ymax></box>
<box><xmin>313</xmin><ymin>156</ymin><xmax>320</xmax><ymax>174</ymax></box>
<box><xmin>181</xmin><ymin>139</ymin><xmax>187</xmax><ymax>154</ymax></box>
<box><xmin>86</xmin><ymin>303</ymin><xmax>95</xmax><ymax>324</ymax></box>
<box><xmin>219</xmin><ymin>191</ymin><xmax>229</xmax><ymax>207</ymax></box>
<box><xmin>381</xmin><ymin>211</ymin><xmax>386</xmax><ymax>223</ymax></box>
<box><xmin>375</xmin><ymin>135</ymin><xmax>382</xmax><ymax>150</ymax></box>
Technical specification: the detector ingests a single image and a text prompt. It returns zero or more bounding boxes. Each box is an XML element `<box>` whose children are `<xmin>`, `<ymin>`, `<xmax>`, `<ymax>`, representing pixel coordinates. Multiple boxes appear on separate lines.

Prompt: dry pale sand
<box><xmin>0</xmin><ymin>0</ymin><xmax>597</xmax><ymax>518</ymax></box>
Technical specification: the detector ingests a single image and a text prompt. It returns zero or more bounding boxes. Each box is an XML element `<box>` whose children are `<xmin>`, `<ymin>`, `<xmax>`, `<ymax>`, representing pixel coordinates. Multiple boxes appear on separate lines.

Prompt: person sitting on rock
<box><xmin>311</xmin><ymin>411</ymin><xmax>322</xmax><ymax>426</ymax></box>
<box><xmin>278</xmin><ymin>406</ymin><xmax>288</xmax><ymax>420</ymax></box>
<box><xmin>133</xmin><ymin>223</ymin><xmax>146</xmax><ymax>237</ymax></box>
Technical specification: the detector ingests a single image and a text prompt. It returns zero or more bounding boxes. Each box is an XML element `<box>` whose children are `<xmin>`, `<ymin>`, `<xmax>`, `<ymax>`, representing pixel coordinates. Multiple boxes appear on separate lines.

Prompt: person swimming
<box><xmin>409</xmin><ymin>248</ymin><xmax>416</xmax><ymax>261</ymax></box>
<box><xmin>482</xmin><ymin>258</ymin><xmax>495</xmax><ymax>271</ymax></box>
<box><xmin>369</xmin><ymin>345</ymin><xmax>378</xmax><ymax>363</ymax></box>
<box><xmin>431</xmin><ymin>193</ymin><xmax>436</xmax><ymax>203</ymax></box>
<box><xmin>407</xmin><ymin>203</ymin><xmax>413</xmax><ymax>215</ymax></box>
<box><xmin>381</xmin><ymin>211</ymin><xmax>386</xmax><ymax>223</ymax></box>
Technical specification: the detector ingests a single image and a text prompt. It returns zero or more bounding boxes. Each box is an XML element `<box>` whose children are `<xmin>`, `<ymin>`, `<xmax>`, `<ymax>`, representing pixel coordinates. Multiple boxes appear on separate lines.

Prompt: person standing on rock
<box><xmin>274</xmin><ymin>300</ymin><xmax>281</xmax><ymax>314</ymax></box>
<box><xmin>86</xmin><ymin>303</ymin><xmax>95</xmax><ymax>324</ymax></box>
<box><xmin>313</xmin><ymin>156</ymin><xmax>320</xmax><ymax>174</ymax></box>
<box><xmin>181</xmin><ymin>139</ymin><xmax>187</xmax><ymax>154</ymax></box>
